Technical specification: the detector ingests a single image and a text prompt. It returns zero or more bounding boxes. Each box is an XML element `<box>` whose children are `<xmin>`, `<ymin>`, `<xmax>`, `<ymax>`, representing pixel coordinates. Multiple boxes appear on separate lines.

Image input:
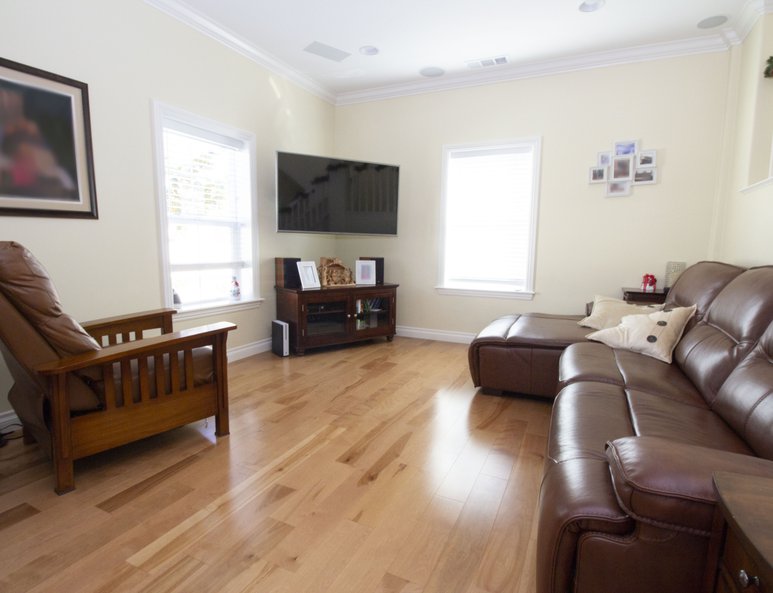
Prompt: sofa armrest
<box><xmin>606</xmin><ymin>436</ymin><xmax>773</xmax><ymax>535</ymax></box>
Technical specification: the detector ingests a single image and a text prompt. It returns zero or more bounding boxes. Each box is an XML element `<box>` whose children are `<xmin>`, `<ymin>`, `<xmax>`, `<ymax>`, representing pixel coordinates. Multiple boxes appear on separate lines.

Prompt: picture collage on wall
<box><xmin>588</xmin><ymin>140</ymin><xmax>658</xmax><ymax>198</ymax></box>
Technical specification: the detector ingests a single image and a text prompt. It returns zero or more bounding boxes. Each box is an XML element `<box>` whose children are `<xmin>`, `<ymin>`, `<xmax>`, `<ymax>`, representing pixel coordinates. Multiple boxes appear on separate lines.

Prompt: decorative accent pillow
<box><xmin>578</xmin><ymin>295</ymin><xmax>664</xmax><ymax>330</ymax></box>
<box><xmin>585</xmin><ymin>305</ymin><xmax>697</xmax><ymax>363</ymax></box>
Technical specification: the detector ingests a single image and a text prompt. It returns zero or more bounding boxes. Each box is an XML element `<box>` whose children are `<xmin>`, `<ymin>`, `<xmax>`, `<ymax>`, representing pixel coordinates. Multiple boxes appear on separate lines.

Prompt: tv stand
<box><xmin>275</xmin><ymin>284</ymin><xmax>398</xmax><ymax>355</ymax></box>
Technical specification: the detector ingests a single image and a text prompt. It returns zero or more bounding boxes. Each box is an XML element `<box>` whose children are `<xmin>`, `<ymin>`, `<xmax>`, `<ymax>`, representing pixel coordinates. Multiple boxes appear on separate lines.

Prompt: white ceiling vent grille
<box><xmin>466</xmin><ymin>55</ymin><xmax>509</xmax><ymax>69</ymax></box>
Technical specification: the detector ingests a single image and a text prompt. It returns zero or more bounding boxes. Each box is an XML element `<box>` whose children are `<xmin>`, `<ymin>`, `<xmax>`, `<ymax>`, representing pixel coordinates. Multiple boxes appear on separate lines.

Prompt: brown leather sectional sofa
<box><xmin>471</xmin><ymin>261</ymin><xmax>773</xmax><ymax>593</ymax></box>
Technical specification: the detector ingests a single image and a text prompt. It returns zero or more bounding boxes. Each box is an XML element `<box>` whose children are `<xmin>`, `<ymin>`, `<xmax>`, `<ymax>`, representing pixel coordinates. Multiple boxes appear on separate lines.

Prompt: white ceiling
<box><xmin>147</xmin><ymin>0</ymin><xmax>767</xmax><ymax>104</ymax></box>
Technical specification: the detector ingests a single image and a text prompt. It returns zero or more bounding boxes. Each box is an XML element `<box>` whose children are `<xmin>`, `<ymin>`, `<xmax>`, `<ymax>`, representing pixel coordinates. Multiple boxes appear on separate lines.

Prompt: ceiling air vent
<box><xmin>466</xmin><ymin>55</ymin><xmax>508</xmax><ymax>69</ymax></box>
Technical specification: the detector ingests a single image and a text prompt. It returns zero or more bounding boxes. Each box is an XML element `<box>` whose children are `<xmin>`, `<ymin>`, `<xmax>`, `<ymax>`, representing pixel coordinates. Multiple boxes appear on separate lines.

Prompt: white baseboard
<box><xmin>228</xmin><ymin>338</ymin><xmax>272</xmax><ymax>361</ymax></box>
<box><xmin>396</xmin><ymin>325</ymin><xmax>475</xmax><ymax>344</ymax></box>
<box><xmin>227</xmin><ymin>326</ymin><xmax>475</xmax><ymax>363</ymax></box>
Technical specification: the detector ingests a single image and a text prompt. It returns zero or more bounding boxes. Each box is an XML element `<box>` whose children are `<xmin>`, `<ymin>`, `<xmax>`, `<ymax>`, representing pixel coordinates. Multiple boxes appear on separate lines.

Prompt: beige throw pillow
<box><xmin>586</xmin><ymin>305</ymin><xmax>697</xmax><ymax>363</ymax></box>
<box><xmin>578</xmin><ymin>295</ymin><xmax>664</xmax><ymax>330</ymax></box>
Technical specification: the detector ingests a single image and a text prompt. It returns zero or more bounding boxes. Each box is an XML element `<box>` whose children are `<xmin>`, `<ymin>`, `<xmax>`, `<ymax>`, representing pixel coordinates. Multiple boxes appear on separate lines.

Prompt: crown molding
<box><xmin>144</xmin><ymin>0</ymin><xmax>335</xmax><ymax>104</ymax></box>
<box><xmin>336</xmin><ymin>35</ymin><xmax>731</xmax><ymax>106</ymax></box>
<box><xmin>731</xmin><ymin>0</ymin><xmax>771</xmax><ymax>41</ymax></box>
<box><xmin>146</xmin><ymin>0</ymin><xmax>769</xmax><ymax>108</ymax></box>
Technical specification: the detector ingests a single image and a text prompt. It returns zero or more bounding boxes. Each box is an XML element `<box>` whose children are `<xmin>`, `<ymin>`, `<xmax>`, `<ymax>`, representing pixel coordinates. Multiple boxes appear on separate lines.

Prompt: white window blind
<box><xmin>154</xmin><ymin>104</ymin><xmax>257</xmax><ymax>311</ymax></box>
<box><xmin>440</xmin><ymin>139</ymin><xmax>540</xmax><ymax>296</ymax></box>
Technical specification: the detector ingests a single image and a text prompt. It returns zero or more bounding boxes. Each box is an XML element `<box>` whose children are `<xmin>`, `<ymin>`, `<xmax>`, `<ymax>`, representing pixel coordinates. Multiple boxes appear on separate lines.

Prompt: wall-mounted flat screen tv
<box><xmin>276</xmin><ymin>151</ymin><xmax>399</xmax><ymax>235</ymax></box>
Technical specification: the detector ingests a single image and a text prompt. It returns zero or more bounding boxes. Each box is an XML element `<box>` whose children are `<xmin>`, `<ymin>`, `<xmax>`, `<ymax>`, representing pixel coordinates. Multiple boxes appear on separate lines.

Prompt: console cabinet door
<box><xmin>299</xmin><ymin>292</ymin><xmax>351</xmax><ymax>349</ymax></box>
<box><xmin>353</xmin><ymin>288</ymin><xmax>396</xmax><ymax>338</ymax></box>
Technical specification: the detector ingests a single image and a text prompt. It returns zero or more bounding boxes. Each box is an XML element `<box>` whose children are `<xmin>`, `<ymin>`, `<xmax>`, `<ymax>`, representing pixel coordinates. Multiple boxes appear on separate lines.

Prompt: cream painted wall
<box><xmin>0</xmin><ymin>0</ymin><xmax>336</xmax><ymax>412</ymax></box>
<box><xmin>717</xmin><ymin>14</ymin><xmax>773</xmax><ymax>266</ymax></box>
<box><xmin>333</xmin><ymin>52</ymin><xmax>732</xmax><ymax>334</ymax></box>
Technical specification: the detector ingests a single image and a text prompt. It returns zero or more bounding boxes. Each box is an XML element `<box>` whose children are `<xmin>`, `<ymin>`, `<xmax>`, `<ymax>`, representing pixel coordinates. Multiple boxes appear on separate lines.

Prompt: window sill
<box><xmin>174</xmin><ymin>298</ymin><xmax>264</xmax><ymax>321</ymax></box>
<box><xmin>435</xmin><ymin>286</ymin><xmax>535</xmax><ymax>300</ymax></box>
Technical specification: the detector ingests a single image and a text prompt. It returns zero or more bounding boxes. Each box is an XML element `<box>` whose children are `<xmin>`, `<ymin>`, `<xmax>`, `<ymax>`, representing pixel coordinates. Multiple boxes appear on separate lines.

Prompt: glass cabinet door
<box><xmin>354</xmin><ymin>295</ymin><xmax>391</xmax><ymax>334</ymax></box>
<box><xmin>305</xmin><ymin>299</ymin><xmax>349</xmax><ymax>338</ymax></box>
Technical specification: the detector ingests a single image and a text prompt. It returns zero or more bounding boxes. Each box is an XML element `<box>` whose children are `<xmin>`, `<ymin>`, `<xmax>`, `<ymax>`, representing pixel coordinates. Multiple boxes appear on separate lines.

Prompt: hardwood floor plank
<box><xmin>0</xmin><ymin>338</ymin><xmax>552</xmax><ymax>593</ymax></box>
<box><xmin>422</xmin><ymin>473</ymin><xmax>509</xmax><ymax>593</ymax></box>
<box><xmin>0</xmin><ymin>502</ymin><xmax>40</xmax><ymax>532</ymax></box>
<box><xmin>96</xmin><ymin>451</ymin><xmax>201</xmax><ymax>512</ymax></box>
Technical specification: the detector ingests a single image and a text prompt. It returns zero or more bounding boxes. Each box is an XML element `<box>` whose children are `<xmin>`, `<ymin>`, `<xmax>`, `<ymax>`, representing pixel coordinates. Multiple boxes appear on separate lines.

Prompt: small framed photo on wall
<box><xmin>611</xmin><ymin>155</ymin><xmax>634</xmax><ymax>181</ymax></box>
<box><xmin>589</xmin><ymin>166</ymin><xmax>607</xmax><ymax>184</ymax></box>
<box><xmin>636</xmin><ymin>150</ymin><xmax>657</xmax><ymax>168</ymax></box>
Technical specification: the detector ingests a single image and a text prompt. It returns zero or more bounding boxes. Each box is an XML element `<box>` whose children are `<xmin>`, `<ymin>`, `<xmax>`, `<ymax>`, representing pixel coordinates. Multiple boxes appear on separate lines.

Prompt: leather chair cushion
<box><xmin>0</xmin><ymin>241</ymin><xmax>100</xmax><ymax>357</ymax></box>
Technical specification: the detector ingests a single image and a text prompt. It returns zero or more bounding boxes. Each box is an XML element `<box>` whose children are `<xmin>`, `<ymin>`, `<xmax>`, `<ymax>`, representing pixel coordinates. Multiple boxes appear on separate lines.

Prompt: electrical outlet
<box><xmin>665</xmin><ymin>261</ymin><xmax>686</xmax><ymax>288</ymax></box>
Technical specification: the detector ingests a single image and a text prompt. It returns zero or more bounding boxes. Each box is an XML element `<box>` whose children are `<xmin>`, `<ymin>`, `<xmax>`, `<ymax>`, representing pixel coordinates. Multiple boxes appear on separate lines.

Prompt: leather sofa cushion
<box><xmin>0</xmin><ymin>242</ymin><xmax>100</xmax><ymax>357</ymax></box>
<box><xmin>559</xmin><ymin>343</ymin><xmax>702</xmax><ymax>405</ymax></box>
<box><xmin>626</xmin><ymin>390</ymin><xmax>752</xmax><ymax>454</ymax></box>
<box><xmin>675</xmin><ymin>266</ymin><xmax>773</xmax><ymax>405</ymax></box>
<box><xmin>606</xmin><ymin>436</ymin><xmax>773</xmax><ymax>534</ymax></box>
<box><xmin>663</xmin><ymin>260</ymin><xmax>744</xmax><ymax>331</ymax></box>
<box><xmin>712</xmin><ymin>321</ymin><xmax>773</xmax><ymax>460</ymax></box>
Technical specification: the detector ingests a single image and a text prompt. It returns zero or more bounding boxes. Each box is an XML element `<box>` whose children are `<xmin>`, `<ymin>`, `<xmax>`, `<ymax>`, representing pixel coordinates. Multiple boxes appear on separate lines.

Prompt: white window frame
<box><xmin>437</xmin><ymin>138</ymin><xmax>541</xmax><ymax>299</ymax></box>
<box><xmin>152</xmin><ymin>101</ymin><xmax>261</xmax><ymax>318</ymax></box>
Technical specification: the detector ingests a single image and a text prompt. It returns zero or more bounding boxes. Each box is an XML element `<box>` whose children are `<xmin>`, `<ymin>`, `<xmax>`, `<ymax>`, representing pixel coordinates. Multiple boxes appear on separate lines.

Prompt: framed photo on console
<box><xmin>297</xmin><ymin>261</ymin><xmax>320</xmax><ymax>289</ymax></box>
<box><xmin>0</xmin><ymin>57</ymin><xmax>98</xmax><ymax>218</ymax></box>
<box><xmin>356</xmin><ymin>260</ymin><xmax>376</xmax><ymax>285</ymax></box>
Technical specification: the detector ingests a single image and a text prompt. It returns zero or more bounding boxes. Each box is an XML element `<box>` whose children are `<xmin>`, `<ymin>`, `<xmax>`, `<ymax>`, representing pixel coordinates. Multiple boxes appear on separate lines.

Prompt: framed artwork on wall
<box><xmin>589</xmin><ymin>166</ymin><xmax>607</xmax><ymax>183</ymax></box>
<box><xmin>607</xmin><ymin>181</ymin><xmax>631</xmax><ymax>197</ymax></box>
<box><xmin>633</xmin><ymin>167</ymin><xmax>657</xmax><ymax>185</ymax></box>
<box><xmin>614</xmin><ymin>140</ymin><xmax>638</xmax><ymax>156</ymax></box>
<box><xmin>0</xmin><ymin>57</ymin><xmax>98</xmax><ymax>218</ymax></box>
<box><xmin>636</xmin><ymin>150</ymin><xmax>657</xmax><ymax>168</ymax></box>
<box><xmin>611</xmin><ymin>155</ymin><xmax>633</xmax><ymax>181</ymax></box>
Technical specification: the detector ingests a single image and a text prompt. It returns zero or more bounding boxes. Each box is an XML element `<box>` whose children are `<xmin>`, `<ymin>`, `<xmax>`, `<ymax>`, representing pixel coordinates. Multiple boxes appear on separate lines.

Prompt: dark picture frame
<box><xmin>0</xmin><ymin>57</ymin><xmax>97</xmax><ymax>218</ymax></box>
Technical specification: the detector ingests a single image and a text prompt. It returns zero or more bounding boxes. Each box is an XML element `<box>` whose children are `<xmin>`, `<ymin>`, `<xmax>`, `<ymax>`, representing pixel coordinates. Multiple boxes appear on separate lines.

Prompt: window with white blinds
<box><xmin>440</xmin><ymin>139</ymin><xmax>541</xmax><ymax>297</ymax></box>
<box><xmin>154</xmin><ymin>103</ymin><xmax>257</xmax><ymax>311</ymax></box>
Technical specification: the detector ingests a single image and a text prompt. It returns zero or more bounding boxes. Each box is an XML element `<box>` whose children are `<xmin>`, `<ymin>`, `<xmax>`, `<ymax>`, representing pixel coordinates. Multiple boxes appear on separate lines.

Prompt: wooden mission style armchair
<box><xmin>0</xmin><ymin>241</ymin><xmax>236</xmax><ymax>493</ymax></box>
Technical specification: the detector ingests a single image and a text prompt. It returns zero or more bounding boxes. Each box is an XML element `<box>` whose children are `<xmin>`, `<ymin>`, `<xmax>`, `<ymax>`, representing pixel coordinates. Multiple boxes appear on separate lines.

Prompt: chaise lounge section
<box><xmin>535</xmin><ymin>262</ymin><xmax>773</xmax><ymax>593</ymax></box>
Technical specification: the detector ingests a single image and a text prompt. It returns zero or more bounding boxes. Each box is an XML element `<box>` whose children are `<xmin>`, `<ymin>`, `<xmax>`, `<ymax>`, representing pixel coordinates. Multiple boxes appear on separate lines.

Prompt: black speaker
<box><xmin>275</xmin><ymin>257</ymin><xmax>301</xmax><ymax>289</ymax></box>
<box><xmin>359</xmin><ymin>257</ymin><xmax>384</xmax><ymax>284</ymax></box>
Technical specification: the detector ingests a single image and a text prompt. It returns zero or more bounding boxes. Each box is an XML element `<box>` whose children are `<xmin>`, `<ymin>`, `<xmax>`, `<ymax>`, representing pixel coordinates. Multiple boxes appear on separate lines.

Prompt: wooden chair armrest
<box><xmin>35</xmin><ymin>322</ymin><xmax>236</xmax><ymax>375</ymax></box>
<box><xmin>82</xmin><ymin>308</ymin><xmax>177</xmax><ymax>345</ymax></box>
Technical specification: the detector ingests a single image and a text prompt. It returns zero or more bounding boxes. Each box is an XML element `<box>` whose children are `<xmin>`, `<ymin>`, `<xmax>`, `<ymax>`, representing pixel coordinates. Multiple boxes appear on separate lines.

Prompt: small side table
<box><xmin>711</xmin><ymin>472</ymin><xmax>773</xmax><ymax>593</ymax></box>
<box><xmin>622</xmin><ymin>286</ymin><xmax>668</xmax><ymax>305</ymax></box>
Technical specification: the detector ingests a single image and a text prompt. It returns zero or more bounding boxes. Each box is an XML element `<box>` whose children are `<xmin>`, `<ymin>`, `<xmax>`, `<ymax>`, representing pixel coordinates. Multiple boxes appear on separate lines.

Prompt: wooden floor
<box><xmin>0</xmin><ymin>337</ymin><xmax>551</xmax><ymax>593</ymax></box>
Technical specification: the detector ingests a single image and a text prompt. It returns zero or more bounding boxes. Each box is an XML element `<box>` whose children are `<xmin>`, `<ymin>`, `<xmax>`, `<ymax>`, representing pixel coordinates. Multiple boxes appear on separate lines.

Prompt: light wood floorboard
<box><xmin>0</xmin><ymin>337</ymin><xmax>551</xmax><ymax>593</ymax></box>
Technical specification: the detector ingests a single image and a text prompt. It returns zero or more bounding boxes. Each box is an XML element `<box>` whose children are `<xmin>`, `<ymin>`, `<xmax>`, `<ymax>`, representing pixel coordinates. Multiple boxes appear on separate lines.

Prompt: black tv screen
<box><xmin>276</xmin><ymin>152</ymin><xmax>399</xmax><ymax>235</ymax></box>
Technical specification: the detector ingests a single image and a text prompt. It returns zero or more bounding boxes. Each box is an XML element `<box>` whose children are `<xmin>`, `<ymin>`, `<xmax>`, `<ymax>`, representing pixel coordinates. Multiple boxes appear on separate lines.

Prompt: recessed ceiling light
<box><xmin>697</xmin><ymin>15</ymin><xmax>728</xmax><ymax>29</ymax></box>
<box><xmin>578</xmin><ymin>0</ymin><xmax>605</xmax><ymax>13</ymax></box>
<box><xmin>420</xmin><ymin>66</ymin><xmax>445</xmax><ymax>78</ymax></box>
<box><xmin>359</xmin><ymin>45</ymin><xmax>379</xmax><ymax>56</ymax></box>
